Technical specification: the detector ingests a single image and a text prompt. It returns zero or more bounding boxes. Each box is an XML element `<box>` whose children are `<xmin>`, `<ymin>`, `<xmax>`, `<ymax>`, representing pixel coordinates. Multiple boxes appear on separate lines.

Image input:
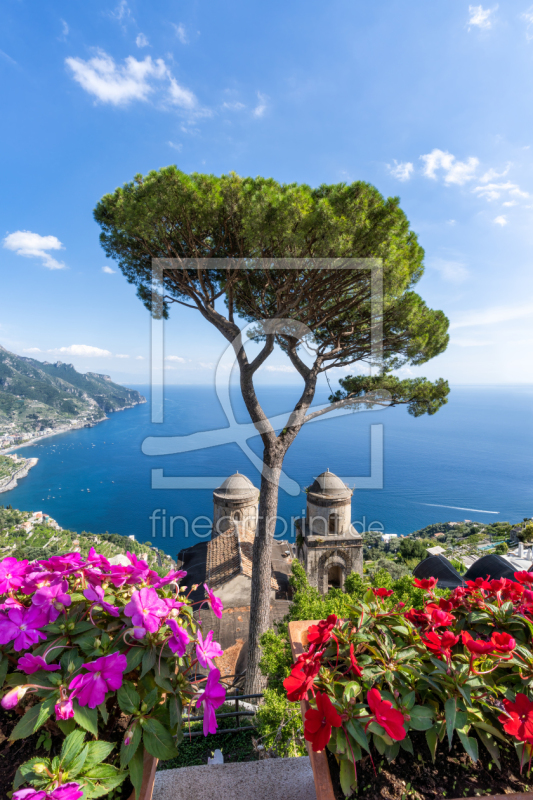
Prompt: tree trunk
<box><xmin>244</xmin><ymin>454</ymin><xmax>283</xmax><ymax>695</ymax></box>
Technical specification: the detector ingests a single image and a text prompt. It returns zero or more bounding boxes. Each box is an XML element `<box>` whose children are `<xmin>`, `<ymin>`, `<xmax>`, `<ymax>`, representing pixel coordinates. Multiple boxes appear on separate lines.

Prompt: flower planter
<box><xmin>288</xmin><ymin>620</ymin><xmax>533</xmax><ymax>800</ymax></box>
<box><xmin>126</xmin><ymin>749</ymin><xmax>159</xmax><ymax>800</ymax></box>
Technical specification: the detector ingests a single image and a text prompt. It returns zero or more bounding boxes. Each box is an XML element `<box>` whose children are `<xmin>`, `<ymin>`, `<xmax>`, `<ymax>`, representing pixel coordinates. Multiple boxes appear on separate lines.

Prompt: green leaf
<box><xmin>154</xmin><ymin>674</ymin><xmax>174</xmax><ymax>693</ymax></box>
<box><xmin>141</xmin><ymin>648</ymin><xmax>156</xmax><ymax>678</ymax></box>
<box><xmin>129</xmin><ymin>744</ymin><xmax>145</xmax><ymax>800</ymax></box>
<box><xmin>118</xmin><ymin>682</ymin><xmax>140</xmax><ymax>714</ymax></box>
<box><xmin>0</xmin><ymin>655</ymin><xmax>9</xmax><ymax>688</ymax></box>
<box><xmin>445</xmin><ymin>697</ymin><xmax>456</xmax><ymax>749</ymax></box>
<box><xmin>68</xmin><ymin>744</ymin><xmax>89</xmax><ymax>777</ymax></box>
<box><xmin>125</xmin><ymin>646</ymin><xmax>145</xmax><ymax>674</ymax></box>
<box><xmin>408</xmin><ymin>715</ymin><xmax>434</xmax><ymax>732</ymax></box>
<box><xmin>400</xmin><ymin>736</ymin><xmax>414</xmax><ymax>755</ymax></box>
<box><xmin>84</xmin><ymin>740</ymin><xmax>116</xmax><ymax>771</ymax></box>
<box><xmin>57</xmin><ymin>719</ymin><xmax>77</xmax><ymax>736</ymax></box>
<box><xmin>143</xmin><ymin>687</ymin><xmax>159</xmax><ymax>713</ymax></box>
<box><xmin>142</xmin><ymin>718</ymin><xmax>178</xmax><ymax>760</ymax></box>
<box><xmin>454</xmin><ymin>710</ymin><xmax>468</xmax><ymax>730</ymax></box>
<box><xmin>98</xmin><ymin>702</ymin><xmax>109</xmax><ymax>725</ymax></box>
<box><xmin>373</xmin><ymin>733</ymin><xmax>386</xmax><ymax>755</ymax></box>
<box><xmin>72</xmin><ymin>620</ymin><xmax>95</xmax><ymax>634</ymax></box>
<box><xmin>121</xmin><ymin>725</ymin><xmax>142</xmax><ymax>768</ymax></box>
<box><xmin>10</xmin><ymin>697</ymin><xmax>55</xmax><ymax>741</ymax></box>
<box><xmin>385</xmin><ymin>741</ymin><xmax>400</xmax><ymax>763</ymax></box>
<box><xmin>84</xmin><ymin>764</ymin><xmax>121</xmax><ymax>779</ymax></box>
<box><xmin>168</xmin><ymin>694</ymin><xmax>182</xmax><ymax>733</ymax></box>
<box><xmin>472</xmin><ymin>719</ymin><xmax>507</xmax><ymax>743</ymax></box>
<box><xmin>60</xmin><ymin>729</ymin><xmax>86</xmax><ymax>767</ymax></box>
<box><xmin>339</xmin><ymin>756</ymin><xmax>356</xmax><ymax>797</ymax></box>
<box><xmin>73</xmin><ymin>701</ymin><xmax>99</xmax><ymax>737</ymax></box>
<box><xmin>402</xmin><ymin>691</ymin><xmax>416</xmax><ymax>711</ymax></box>
<box><xmin>346</xmin><ymin>719</ymin><xmax>370</xmax><ymax>753</ymax></box>
<box><xmin>476</xmin><ymin>727</ymin><xmax>501</xmax><ymax>770</ymax></box>
<box><xmin>336</xmin><ymin>727</ymin><xmax>347</xmax><ymax>754</ymax></box>
<box><xmin>457</xmin><ymin>730</ymin><xmax>479</xmax><ymax>763</ymax></box>
<box><xmin>14</xmin><ymin>757</ymin><xmax>51</xmax><ymax>789</ymax></box>
<box><xmin>425</xmin><ymin>728</ymin><xmax>438</xmax><ymax>763</ymax></box>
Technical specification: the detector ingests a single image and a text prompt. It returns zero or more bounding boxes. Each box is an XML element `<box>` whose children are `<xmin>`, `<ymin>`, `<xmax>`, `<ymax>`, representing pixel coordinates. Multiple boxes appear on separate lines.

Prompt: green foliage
<box><xmin>399</xmin><ymin>537</ymin><xmax>432</xmax><ymax>561</ymax></box>
<box><xmin>494</xmin><ymin>542</ymin><xmax>509</xmax><ymax>555</ymax></box>
<box><xmin>254</xmin><ymin>689</ymin><xmax>306</xmax><ymax>757</ymax></box>
<box><xmin>519</xmin><ymin>524</ymin><xmax>533</xmax><ymax>543</ymax></box>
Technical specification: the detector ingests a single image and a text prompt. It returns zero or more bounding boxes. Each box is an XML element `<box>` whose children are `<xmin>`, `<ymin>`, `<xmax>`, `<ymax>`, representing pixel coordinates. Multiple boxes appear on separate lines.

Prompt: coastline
<box><xmin>0</xmin><ymin>397</ymin><xmax>146</xmax><ymax>456</ymax></box>
<box><xmin>0</xmin><ymin>457</ymin><xmax>39</xmax><ymax>494</ymax></box>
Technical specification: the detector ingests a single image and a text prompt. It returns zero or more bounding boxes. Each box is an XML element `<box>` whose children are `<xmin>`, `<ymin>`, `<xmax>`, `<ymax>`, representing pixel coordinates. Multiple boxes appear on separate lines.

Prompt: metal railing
<box><xmin>184</xmin><ymin>692</ymin><xmax>263</xmax><ymax>738</ymax></box>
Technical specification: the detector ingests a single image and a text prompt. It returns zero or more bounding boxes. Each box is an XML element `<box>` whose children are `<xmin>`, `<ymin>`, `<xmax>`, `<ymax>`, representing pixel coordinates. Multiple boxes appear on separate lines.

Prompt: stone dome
<box><xmin>308</xmin><ymin>469</ymin><xmax>351</xmax><ymax>498</ymax></box>
<box><xmin>213</xmin><ymin>472</ymin><xmax>259</xmax><ymax>501</ymax></box>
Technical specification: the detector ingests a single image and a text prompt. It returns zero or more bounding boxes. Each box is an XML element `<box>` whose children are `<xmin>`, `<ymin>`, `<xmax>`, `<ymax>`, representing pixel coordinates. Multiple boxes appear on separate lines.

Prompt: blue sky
<box><xmin>1</xmin><ymin>0</ymin><xmax>533</xmax><ymax>388</ymax></box>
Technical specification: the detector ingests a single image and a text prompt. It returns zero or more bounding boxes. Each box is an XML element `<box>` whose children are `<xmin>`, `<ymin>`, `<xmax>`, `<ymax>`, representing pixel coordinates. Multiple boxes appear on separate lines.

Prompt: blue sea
<box><xmin>6</xmin><ymin>384</ymin><xmax>533</xmax><ymax>559</ymax></box>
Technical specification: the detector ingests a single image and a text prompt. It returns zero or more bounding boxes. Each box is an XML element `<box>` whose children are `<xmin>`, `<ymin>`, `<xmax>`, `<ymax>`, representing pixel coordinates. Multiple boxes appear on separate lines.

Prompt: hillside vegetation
<box><xmin>0</xmin><ymin>344</ymin><xmax>145</xmax><ymax>436</ymax></box>
<box><xmin>0</xmin><ymin>505</ymin><xmax>174</xmax><ymax>569</ymax></box>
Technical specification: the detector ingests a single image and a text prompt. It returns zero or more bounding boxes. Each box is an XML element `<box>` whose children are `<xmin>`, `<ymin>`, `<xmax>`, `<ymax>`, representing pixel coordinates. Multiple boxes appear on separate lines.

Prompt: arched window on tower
<box><xmin>234</xmin><ymin>511</ymin><xmax>241</xmax><ymax>522</ymax></box>
<box><xmin>328</xmin><ymin>514</ymin><xmax>338</xmax><ymax>535</ymax></box>
<box><xmin>328</xmin><ymin>565</ymin><xmax>343</xmax><ymax>589</ymax></box>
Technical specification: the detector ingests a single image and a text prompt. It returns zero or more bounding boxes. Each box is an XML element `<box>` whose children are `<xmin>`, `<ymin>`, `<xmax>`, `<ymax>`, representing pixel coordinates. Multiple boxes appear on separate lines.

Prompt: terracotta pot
<box><xmin>288</xmin><ymin>620</ymin><xmax>533</xmax><ymax>800</ymax></box>
<box><xmin>126</xmin><ymin>748</ymin><xmax>158</xmax><ymax>800</ymax></box>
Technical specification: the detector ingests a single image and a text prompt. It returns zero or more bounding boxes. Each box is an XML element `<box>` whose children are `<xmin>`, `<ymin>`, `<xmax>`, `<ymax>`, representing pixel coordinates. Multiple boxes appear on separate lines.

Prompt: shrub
<box><xmin>0</xmin><ymin>550</ymin><xmax>226</xmax><ymax>799</ymax></box>
<box><xmin>283</xmin><ymin>572</ymin><xmax>533</xmax><ymax>796</ymax></box>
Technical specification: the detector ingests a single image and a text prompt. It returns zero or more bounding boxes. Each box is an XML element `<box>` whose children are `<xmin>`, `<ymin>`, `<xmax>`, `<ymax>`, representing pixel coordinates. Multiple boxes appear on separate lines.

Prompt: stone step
<box><xmin>154</xmin><ymin>756</ymin><xmax>316</xmax><ymax>800</ymax></box>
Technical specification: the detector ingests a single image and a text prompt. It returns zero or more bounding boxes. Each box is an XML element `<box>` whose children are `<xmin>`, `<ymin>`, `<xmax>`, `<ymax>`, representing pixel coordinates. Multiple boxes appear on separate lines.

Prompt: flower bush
<box><xmin>284</xmin><ymin>573</ymin><xmax>533</xmax><ymax>796</ymax></box>
<box><xmin>0</xmin><ymin>550</ymin><xmax>226</xmax><ymax>800</ymax></box>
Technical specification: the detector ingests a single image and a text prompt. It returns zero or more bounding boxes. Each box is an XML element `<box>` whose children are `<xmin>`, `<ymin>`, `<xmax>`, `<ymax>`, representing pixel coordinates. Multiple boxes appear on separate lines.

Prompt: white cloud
<box><xmin>479</xmin><ymin>164</ymin><xmax>510</xmax><ymax>182</ymax></box>
<box><xmin>136</xmin><ymin>355</ymin><xmax>145</xmax><ymax>360</ymax></box>
<box><xmin>115</xmin><ymin>354</ymin><xmax>130</xmax><ymax>358</ymax></box>
<box><xmin>447</xmin><ymin>219</ymin><xmax>457</xmax><ymax>225</ymax></box>
<box><xmin>420</xmin><ymin>149</ymin><xmax>479</xmax><ymax>185</ymax></box>
<box><xmin>168</xmin><ymin>141</ymin><xmax>182</xmax><ymax>151</ymax></box>
<box><xmin>199</xmin><ymin>362</ymin><xmax>215</xmax><ymax>369</ymax></box>
<box><xmin>450</xmin><ymin>302</ymin><xmax>533</xmax><ymax>329</ymax></box>
<box><xmin>263</xmin><ymin>364</ymin><xmax>296</xmax><ymax>373</ymax></box>
<box><xmin>165</xmin><ymin>355</ymin><xmax>186</xmax><ymax>363</ymax></box>
<box><xmin>493</xmin><ymin>215</ymin><xmax>508</xmax><ymax>226</ymax></box>
<box><xmin>60</xmin><ymin>20</ymin><xmax>69</xmax><ymax>38</ymax></box>
<box><xmin>136</xmin><ymin>33</ymin><xmax>149</xmax><ymax>48</ymax></box>
<box><xmin>66</xmin><ymin>50</ymin><xmax>197</xmax><ymax>109</ymax></box>
<box><xmin>473</xmin><ymin>181</ymin><xmax>529</xmax><ymax>201</ymax></box>
<box><xmin>388</xmin><ymin>160</ymin><xmax>414</xmax><ymax>182</ymax></box>
<box><xmin>253</xmin><ymin>92</ymin><xmax>268</xmax><ymax>118</ymax></box>
<box><xmin>452</xmin><ymin>338</ymin><xmax>494</xmax><ymax>347</ymax></box>
<box><xmin>168</xmin><ymin>77</ymin><xmax>196</xmax><ymax>109</ymax></box>
<box><xmin>23</xmin><ymin>348</ymin><xmax>42</xmax><ymax>354</ymax></box>
<box><xmin>223</xmin><ymin>101</ymin><xmax>245</xmax><ymax>111</ymax></box>
<box><xmin>102</xmin><ymin>265</ymin><xmax>116</xmax><ymax>274</ymax></box>
<box><xmin>173</xmin><ymin>23</ymin><xmax>188</xmax><ymax>44</ymax></box>
<box><xmin>108</xmin><ymin>0</ymin><xmax>132</xmax><ymax>24</ymax></box>
<box><xmin>53</xmin><ymin>345</ymin><xmax>112</xmax><ymax>357</ymax></box>
<box><xmin>0</xmin><ymin>48</ymin><xmax>17</xmax><ymax>65</ymax></box>
<box><xmin>3</xmin><ymin>230</ymin><xmax>66</xmax><ymax>270</ymax></box>
<box><xmin>430</xmin><ymin>258</ymin><xmax>469</xmax><ymax>283</ymax></box>
<box><xmin>468</xmin><ymin>5</ymin><xmax>497</xmax><ymax>30</ymax></box>
<box><xmin>522</xmin><ymin>7</ymin><xmax>533</xmax><ymax>41</ymax></box>
<box><xmin>502</xmin><ymin>200</ymin><xmax>517</xmax><ymax>207</ymax></box>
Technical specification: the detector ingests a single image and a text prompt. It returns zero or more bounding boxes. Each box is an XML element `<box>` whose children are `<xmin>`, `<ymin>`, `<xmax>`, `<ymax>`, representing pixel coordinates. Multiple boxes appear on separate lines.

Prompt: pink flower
<box><xmin>167</xmin><ymin>619</ymin><xmax>189</xmax><ymax>656</ymax></box>
<box><xmin>13</xmin><ymin>789</ymin><xmax>47</xmax><ymax>800</ymax></box>
<box><xmin>196</xmin><ymin>630</ymin><xmax>223</xmax><ymax>669</ymax></box>
<box><xmin>48</xmin><ymin>784</ymin><xmax>84</xmax><ymax>800</ymax></box>
<box><xmin>69</xmin><ymin>652</ymin><xmax>127</xmax><ymax>708</ymax></box>
<box><xmin>204</xmin><ymin>584</ymin><xmax>224</xmax><ymax>618</ymax></box>
<box><xmin>83</xmin><ymin>585</ymin><xmax>119</xmax><ymax>617</ymax></box>
<box><xmin>1</xmin><ymin>685</ymin><xmax>29</xmax><ymax>709</ymax></box>
<box><xmin>0</xmin><ymin>557</ymin><xmax>28</xmax><ymax>593</ymax></box>
<box><xmin>124</xmin><ymin>588</ymin><xmax>167</xmax><ymax>633</ymax></box>
<box><xmin>32</xmin><ymin>580</ymin><xmax>71</xmax><ymax>623</ymax></box>
<box><xmin>151</xmin><ymin>569</ymin><xmax>187</xmax><ymax>589</ymax></box>
<box><xmin>18</xmin><ymin>653</ymin><xmax>60</xmax><ymax>675</ymax></box>
<box><xmin>195</xmin><ymin>667</ymin><xmax>226</xmax><ymax>735</ymax></box>
<box><xmin>0</xmin><ymin>605</ymin><xmax>48</xmax><ymax>651</ymax></box>
<box><xmin>55</xmin><ymin>696</ymin><xmax>74</xmax><ymax>720</ymax></box>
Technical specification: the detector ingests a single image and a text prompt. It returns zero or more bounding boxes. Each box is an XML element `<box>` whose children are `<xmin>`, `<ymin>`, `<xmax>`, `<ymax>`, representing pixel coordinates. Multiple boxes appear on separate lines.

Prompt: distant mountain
<box><xmin>0</xmin><ymin>344</ymin><xmax>145</xmax><ymax>435</ymax></box>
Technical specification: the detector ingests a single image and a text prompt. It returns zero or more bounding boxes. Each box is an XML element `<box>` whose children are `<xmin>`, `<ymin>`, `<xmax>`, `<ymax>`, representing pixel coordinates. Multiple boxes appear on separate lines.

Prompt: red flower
<box><xmin>466</xmin><ymin>577</ymin><xmax>491</xmax><ymax>592</ymax></box>
<box><xmin>499</xmin><ymin>694</ymin><xmax>533</xmax><ymax>744</ymax></box>
<box><xmin>307</xmin><ymin>615</ymin><xmax>337</xmax><ymax>646</ymax></box>
<box><xmin>515</xmin><ymin>571</ymin><xmax>533</xmax><ymax>585</ymax></box>
<box><xmin>413</xmin><ymin>577</ymin><xmax>437</xmax><ymax>591</ymax></box>
<box><xmin>304</xmin><ymin>691</ymin><xmax>342</xmax><ymax>752</ymax></box>
<box><xmin>489</xmin><ymin>578</ymin><xmax>506</xmax><ymax>593</ymax></box>
<box><xmin>461</xmin><ymin>631</ymin><xmax>495</xmax><ymax>655</ymax></box>
<box><xmin>373</xmin><ymin>588</ymin><xmax>394</xmax><ymax>599</ymax></box>
<box><xmin>283</xmin><ymin>660</ymin><xmax>320</xmax><ymax>702</ymax></box>
<box><xmin>491</xmin><ymin>631</ymin><xmax>516</xmax><ymax>653</ymax></box>
<box><xmin>367</xmin><ymin>688</ymin><xmax>406</xmax><ymax>741</ymax></box>
<box><xmin>422</xmin><ymin>630</ymin><xmax>459</xmax><ymax>658</ymax></box>
<box><xmin>349</xmin><ymin>643</ymin><xmax>362</xmax><ymax>677</ymax></box>
<box><xmin>404</xmin><ymin>608</ymin><xmax>429</xmax><ymax>628</ymax></box>
<box><xmin>425</xmin><ymin>604</ymin><xmax>456</xmax><ymax>627</ymax></box>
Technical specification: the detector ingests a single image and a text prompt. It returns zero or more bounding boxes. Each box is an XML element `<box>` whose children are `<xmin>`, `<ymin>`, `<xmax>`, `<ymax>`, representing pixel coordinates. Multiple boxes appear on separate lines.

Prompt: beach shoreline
<box><xmin>0</xmin><ymin>457</ymin><xmax>39</xmax><ymax>493</ymax></box>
